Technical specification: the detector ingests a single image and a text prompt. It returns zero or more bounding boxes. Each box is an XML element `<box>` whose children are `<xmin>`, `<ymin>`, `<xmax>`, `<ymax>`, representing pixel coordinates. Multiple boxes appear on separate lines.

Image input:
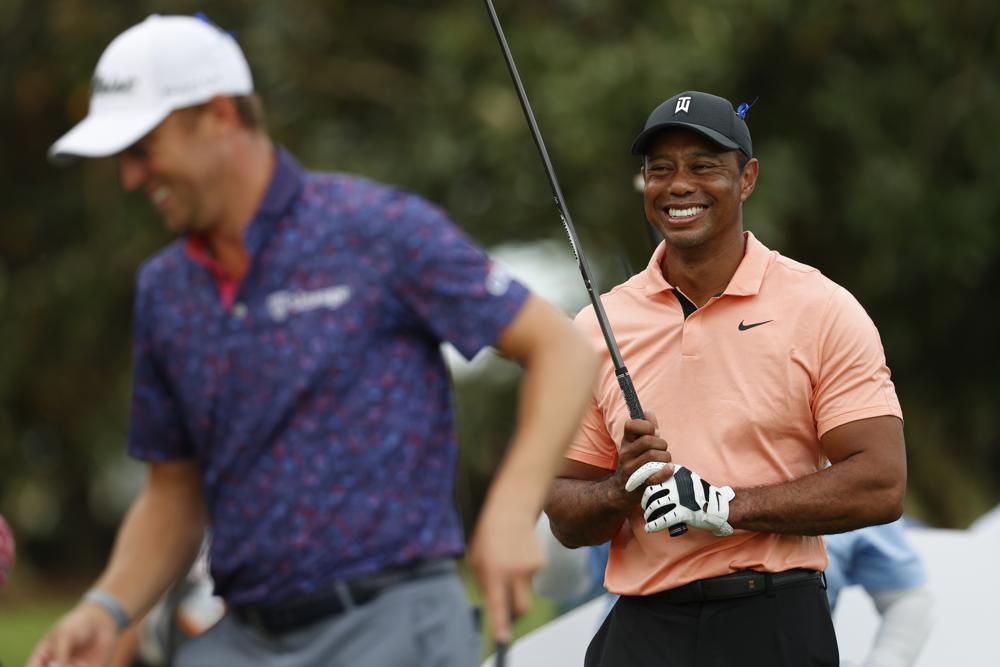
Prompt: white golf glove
<box><xmin>625</xmin><ymin>463</ymin><xmax>736</xmax><ymax>537</ymax></box>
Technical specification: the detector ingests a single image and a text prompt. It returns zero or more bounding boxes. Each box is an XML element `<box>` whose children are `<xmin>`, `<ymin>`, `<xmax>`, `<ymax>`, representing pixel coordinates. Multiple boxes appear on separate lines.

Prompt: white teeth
<box><xmin>151</xmin><ymin>186</ymin><xmax>169</xmax><ymax>205</ymax></box>
<box><xmin>668</xmin><ymin>206</ymin><xmax>705</xmax><ymax>218</ymax></box>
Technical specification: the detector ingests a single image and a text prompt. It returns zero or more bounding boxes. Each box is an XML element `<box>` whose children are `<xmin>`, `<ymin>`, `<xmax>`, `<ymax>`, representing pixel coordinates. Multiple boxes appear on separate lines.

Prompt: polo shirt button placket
<box><xmin>681</xmin><ymin>313</ymin><xmax>702</xmax><ymax>357</ymax></box>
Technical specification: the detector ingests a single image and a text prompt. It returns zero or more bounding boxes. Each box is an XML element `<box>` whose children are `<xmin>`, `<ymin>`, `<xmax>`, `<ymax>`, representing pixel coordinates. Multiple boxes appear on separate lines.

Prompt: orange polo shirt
<box><xmin>568</xmin><ymin>231</ymin><xmax>902</xmax><ymax>595</ymax></box>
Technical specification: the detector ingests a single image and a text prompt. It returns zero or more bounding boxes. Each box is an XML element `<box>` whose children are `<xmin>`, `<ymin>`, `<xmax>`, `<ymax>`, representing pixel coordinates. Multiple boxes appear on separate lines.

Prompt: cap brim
<box><xmin>48</xmin><ymin>107</ymin><xmax>171</xmax><ymax>165</ymax></box>
<box><xmin>630</xmin><ymin>121</ymin><xmax>741</xmax><ymax>156</ymax></box>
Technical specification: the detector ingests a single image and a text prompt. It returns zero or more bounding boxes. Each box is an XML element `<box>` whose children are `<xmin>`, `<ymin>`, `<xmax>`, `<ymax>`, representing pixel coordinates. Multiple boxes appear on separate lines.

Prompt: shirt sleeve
<box><xmin>564</xmin><ymin>308</ymin><xmax>619</xmax><ymax>470</ymax></box>
<box><xmin>565</xmin><ymin>397</ymin><xmax>619</xmax><ymax>469</ymax></box>
<box><xmin>385</xmin><ymin>194</ymin><xmax>531</xmax><ymax>359</ymax></box>
<box><xmin>847</xmin><ymin>522</ymin><xmax>928</xmax><ymax>593</ymax></box>
<box><xmin>127</xmin><ymin>272</ymin><xmax>195</xmax><ymax>462</ymax></box>
<box><xmin>812</xmin><ymin>286</ymin><xmax>903</xmax><ymax>438</ymax></box>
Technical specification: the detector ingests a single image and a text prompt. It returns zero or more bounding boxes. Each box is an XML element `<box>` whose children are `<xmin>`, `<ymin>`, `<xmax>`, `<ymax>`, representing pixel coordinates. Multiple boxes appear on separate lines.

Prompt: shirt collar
<box><xmin>640</xmin><ymin>230</ymin><xmax>772</xmax><ymax>297</ymax></box>
<box><xmin>256</xmin><ymin>146</ymin><xmax>305</xmax><ymax>220</ymax></box>
<box><xmin>640</xmin><ymin>241</ymin><xmax>675</xmax><ymax>295</ymax></box>
<box><xmin>185</xmin><ymin>233</ymin><xmax>224</xmax><ymax>276</ymax></box>
<box><xmin>722</xmin><ymin>231</ymin><xmax>771</xmax><ymax>297</ymax></box>
<box><xmin>185</xmin><ymin>145</ymin><xmax>305</xmax><ymax>265</ymax></box>
<box><xmin>244</xmin><ymin>146</ymin><xmax>304</xmax><ymax>258</ymax></box>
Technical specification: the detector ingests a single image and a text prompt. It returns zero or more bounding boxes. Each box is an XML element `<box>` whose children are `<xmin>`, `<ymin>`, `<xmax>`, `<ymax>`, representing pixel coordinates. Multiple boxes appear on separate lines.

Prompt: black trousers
<box><xmin>584</xmin><ymin>576</ymin><xmax>838</xmax><ymax>667</ymax></box>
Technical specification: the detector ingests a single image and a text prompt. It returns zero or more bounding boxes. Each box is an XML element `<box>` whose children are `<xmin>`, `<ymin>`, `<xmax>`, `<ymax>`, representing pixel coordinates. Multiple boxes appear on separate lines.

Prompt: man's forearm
<box><xmin>728</xmin><ymin>458</ymin><xmax>904</xmax><ymax>535</ymax></box>
<box><xmin>468</xmin><ymin>296</ymin><xmax>598</xmax><ymax>643</ymax></box>
<box><xmin>479</xmin><ymin>296</ymin><xmax>598</xmax><ymax>528</ymax></box>
<box><xmin>545</xmin><ymin>475</ymin><xmax>633</xmax><ymax>548</ymax></box>
<box><xmin>728</xmin><ymin>415</ymin><xmax>907</xmax><ymax>535</ymax></box>
<box><xmin>89</xmin><ymin>466</ymin><xmax>207</xmax><ymax>623</ymax></box>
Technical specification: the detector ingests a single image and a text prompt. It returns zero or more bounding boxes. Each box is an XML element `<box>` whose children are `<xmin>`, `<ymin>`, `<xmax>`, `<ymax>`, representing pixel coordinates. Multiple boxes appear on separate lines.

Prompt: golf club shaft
<box><xmin>483</xmin><ymin>0</ymin><xmax>688</xmax><ymax>539</ymax></box>
<box><xmin>481</xmin><ymin>0</ymin><xmax>643</xmax><ymax>422</ymax></box>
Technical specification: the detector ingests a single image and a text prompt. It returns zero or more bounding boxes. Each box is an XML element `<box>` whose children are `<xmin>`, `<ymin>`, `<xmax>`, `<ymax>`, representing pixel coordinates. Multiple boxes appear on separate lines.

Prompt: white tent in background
<box><xmin>969</xmin><ymin>504</ymin><xmax>1000</xmax><ymax>535</ymax></box>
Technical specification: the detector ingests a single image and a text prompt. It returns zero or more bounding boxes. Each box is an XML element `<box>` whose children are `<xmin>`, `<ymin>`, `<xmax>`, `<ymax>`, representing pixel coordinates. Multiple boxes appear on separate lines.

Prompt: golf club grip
<box><xmin>617</xmin><ymin>371</ymin><xmax>688</xmax><ymax>537</ymax></box>
<box><xmin>615</xmin><ymin>369</ymin><xmax>644</xmax><ymax>420</ymax></box>
<box><xmin>495</xmin><ymin>641</ymin><xmax>508</xmax><ymax>667</ymax></box>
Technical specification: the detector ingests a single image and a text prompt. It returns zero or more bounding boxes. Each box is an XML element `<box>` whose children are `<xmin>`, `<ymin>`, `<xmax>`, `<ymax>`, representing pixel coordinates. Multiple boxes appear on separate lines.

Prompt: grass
<box><xmin>0</xmin><ymin>599</ymin><xmax>74</xmax><ymax>667</ymax></box>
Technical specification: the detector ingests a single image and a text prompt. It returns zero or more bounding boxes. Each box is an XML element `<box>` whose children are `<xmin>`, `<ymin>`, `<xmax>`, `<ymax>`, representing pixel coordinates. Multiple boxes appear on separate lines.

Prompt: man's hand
<box><xmin>637</xmin><ymin>465</ymin><xmax>736</xmax><ymax>537</ymax></box>
<box><xmin>610</xmin><ymin>415</ymin><xmax>675</xmax><ymax>508</ymax></box>
<box><xmin>467</xmin><ymin>503</ymin><xmax>544</xmax><ymax>645</ymax></box>
<box><xmin>27</xmin><ymin>603</ymin><xmax>119</xmax><ymax>667</ymax></box>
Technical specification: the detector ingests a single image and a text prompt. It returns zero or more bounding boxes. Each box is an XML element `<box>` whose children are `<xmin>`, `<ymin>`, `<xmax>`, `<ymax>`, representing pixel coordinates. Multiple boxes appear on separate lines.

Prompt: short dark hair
<box><xmin>735</xmin><ymin>150</ymin><xmax>749</xmax><ymax>173</ymax></box>
<box><xmin>178</xmin><ymin>94</ymin><xmax>267</xmax><ymax>133</ymax></box>
<box><xmin>232</xmin><ymin>94</ymin><xmax>266</xmax><ymax>132</ymax></box>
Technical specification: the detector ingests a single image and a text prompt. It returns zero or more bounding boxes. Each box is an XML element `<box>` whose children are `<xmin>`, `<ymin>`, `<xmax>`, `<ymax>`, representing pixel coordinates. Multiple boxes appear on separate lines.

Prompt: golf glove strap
<box><xmin>640</xmin><ymin>465</ymin><xmax>736</xmax><ymax>537</ymax></box>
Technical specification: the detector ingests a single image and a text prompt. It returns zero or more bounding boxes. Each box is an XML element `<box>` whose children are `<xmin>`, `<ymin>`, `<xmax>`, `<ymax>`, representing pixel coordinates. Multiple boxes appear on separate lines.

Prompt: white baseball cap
<box><xmin>49</xmin><ymin>14</ymin><xmax>253</xmax><ymax>164</ymax></box>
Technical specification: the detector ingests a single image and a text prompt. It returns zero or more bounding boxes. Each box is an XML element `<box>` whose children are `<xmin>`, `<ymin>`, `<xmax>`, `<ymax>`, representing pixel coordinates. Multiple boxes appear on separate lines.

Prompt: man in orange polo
<box><xmin>544</xmin><ymin>91</ymin><xmax>906</xmax><ymax>666</ymax></box>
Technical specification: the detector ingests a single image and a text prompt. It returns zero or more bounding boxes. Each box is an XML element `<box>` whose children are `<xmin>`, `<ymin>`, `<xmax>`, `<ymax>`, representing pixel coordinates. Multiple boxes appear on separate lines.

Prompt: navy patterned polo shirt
<box><xmin>127</xmin><ymin>148</ymin><xmax>530</xmax><ymax>605</ymax></box>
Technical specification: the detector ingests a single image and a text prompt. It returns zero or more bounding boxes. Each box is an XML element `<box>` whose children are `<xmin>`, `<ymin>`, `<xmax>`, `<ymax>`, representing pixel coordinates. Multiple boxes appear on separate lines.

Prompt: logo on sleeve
<box><xmin>485</xmin><ymin>262</ymin><xmax>512</xmax><ymax>296</ymax></box>
<box><xmin>267</xmin><ymin>285</ymin><xmax>351</xmax><ymax>322</ymax></box>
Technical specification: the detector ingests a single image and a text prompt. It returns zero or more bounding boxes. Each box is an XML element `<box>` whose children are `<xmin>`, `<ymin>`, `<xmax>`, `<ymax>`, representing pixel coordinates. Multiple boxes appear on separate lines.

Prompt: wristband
<box><xmin>82</xmin><ymin>589</ymin><xmax>131</xmax><ymax>631</ymax></box>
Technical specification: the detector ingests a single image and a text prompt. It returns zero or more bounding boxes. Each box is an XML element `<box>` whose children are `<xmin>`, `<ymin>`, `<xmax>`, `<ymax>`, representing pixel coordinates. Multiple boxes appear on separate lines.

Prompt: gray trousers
<box><xmin>175</xmin><ymin>571</ymin><xmax>481</xmax><ymax>667</ymax></box>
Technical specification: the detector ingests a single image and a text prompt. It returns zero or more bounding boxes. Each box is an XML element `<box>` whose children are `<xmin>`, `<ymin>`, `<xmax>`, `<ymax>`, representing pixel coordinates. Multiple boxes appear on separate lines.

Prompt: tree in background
<box><xmin>1</xmin><ymin>0</ymin><xmax>998</xmax><ymax>577</ymax></box>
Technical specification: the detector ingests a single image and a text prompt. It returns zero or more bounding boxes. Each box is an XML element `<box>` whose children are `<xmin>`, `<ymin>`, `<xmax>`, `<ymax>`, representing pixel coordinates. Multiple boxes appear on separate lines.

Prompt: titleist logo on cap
<box><xmin>92</xmin><ymin>76</ymin><xmax>136</xmax><ymax>96</ymax></box>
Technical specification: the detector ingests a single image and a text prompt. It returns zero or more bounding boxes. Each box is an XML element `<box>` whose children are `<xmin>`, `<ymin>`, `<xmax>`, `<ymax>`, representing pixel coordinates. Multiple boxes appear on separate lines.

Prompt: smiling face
<box><xmin>116</xmin><ymin>104</ymin><xmax>229</xmax><ymax>234</ymax></box>
<box><xmin>641</xmin><ymin>128</ymin><xmax>758</xmax><ymax>251</ymax></box>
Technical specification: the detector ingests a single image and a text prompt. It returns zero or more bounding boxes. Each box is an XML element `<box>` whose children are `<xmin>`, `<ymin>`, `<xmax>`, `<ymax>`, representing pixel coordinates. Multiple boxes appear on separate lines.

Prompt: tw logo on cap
<box><xmin>674</xmin><ymin>96</ymin><xmax>692</xmax><ymax>114</ymax></box>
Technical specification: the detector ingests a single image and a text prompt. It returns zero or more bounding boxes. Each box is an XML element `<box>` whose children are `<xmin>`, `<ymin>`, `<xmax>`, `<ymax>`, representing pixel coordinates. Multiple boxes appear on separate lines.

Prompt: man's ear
<box><xmin>204</xmin><ymin>95</ymin><xmax>241</xmax><ymax>131</ymax></box>
<box><xmin>740</xmin><ymin>158</ymin><xmax>759</xmax><ymax>202</ymax></box>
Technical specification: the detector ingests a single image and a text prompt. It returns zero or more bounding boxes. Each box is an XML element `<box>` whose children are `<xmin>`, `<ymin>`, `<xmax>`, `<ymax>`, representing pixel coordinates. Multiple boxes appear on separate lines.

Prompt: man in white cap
<box><xmin>31</xmin><ymin>14</ymin><xmax>597</xmax><ymax>667</ymax></box>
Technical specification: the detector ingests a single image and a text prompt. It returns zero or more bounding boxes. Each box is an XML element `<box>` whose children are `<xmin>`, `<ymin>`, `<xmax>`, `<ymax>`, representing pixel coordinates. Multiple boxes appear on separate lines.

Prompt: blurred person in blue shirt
<box><xmin>31</xmin><ymin>13</ymin><xmax>597</xmax><ymax>667</ymax></box>
<box><xmin>824</xmin><ymin>521</ymin><xmax>934</xmax><ymax>667</ymax></box>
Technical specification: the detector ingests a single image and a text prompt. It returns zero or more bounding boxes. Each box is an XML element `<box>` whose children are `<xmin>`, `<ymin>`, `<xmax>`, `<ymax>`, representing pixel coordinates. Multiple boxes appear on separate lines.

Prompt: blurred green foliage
<box><xmin>1</xmin><ymin>0</ymin><xmax>999</xmax><ymax>576</ymax></box>
<box><xmin>0</xmin><ymin>600</ymin><xmax>70</xmax><ymax>665</ymax></box>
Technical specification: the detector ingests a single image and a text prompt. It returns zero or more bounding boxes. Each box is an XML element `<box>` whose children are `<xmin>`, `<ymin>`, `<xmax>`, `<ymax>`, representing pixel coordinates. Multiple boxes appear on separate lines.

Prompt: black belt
<box><xmin>232</xmin><ymin>559</ymin><xmax>456</xmax><ymax>634</ymax></box>
<box><xmin>642</xmin><ymin>569</ymin><xmax>826</xmax><ymax>604</ymax></box>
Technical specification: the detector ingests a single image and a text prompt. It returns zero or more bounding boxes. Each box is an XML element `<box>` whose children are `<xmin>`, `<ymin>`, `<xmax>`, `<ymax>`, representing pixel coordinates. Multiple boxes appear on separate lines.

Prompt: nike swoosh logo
<box><xmin>738</xmin><ymin>319</ymin><xmax>773</xmax><ymax>331</ymax></box>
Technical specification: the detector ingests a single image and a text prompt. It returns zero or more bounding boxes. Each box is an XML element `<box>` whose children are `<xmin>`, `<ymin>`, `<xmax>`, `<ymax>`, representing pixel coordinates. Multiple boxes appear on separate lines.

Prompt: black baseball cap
<box><xmin>630</xmin><ymin>91</ymin><xmax>752</xmax><ymax>158</ymax></box>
